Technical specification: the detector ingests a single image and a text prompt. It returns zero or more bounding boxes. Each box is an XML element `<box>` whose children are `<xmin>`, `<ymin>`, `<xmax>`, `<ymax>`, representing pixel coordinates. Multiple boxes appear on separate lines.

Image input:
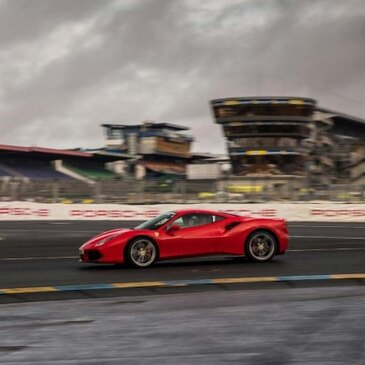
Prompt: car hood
<box><xmin>81</xmin><ymin>228</ymin><xmax>132</xmax><ymax>248</ymax></box>
<box><xmin>93</xmin><ymin>228</ymin><xmax>131</xmax><ymax>240</ymax></box>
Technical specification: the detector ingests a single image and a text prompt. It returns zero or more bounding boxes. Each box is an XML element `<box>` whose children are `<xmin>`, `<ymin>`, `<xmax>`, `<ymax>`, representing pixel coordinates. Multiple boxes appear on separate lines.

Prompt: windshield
<box><xmin>134</xmin><ymin>211</ymin><xmax>176</xmax><ymax>230</ymax></box>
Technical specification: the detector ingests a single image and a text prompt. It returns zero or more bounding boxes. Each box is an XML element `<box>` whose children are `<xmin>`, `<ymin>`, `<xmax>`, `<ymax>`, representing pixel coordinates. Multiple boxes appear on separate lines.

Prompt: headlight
<box><xmin>95</xmin><ymin>234</ymin><xmax>118</xmax><ymax>247</ymax></box>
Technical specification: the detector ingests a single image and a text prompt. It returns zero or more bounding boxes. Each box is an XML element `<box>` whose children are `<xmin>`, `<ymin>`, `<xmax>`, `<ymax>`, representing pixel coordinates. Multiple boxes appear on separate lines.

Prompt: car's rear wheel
<box><xmin>245</xmin><ymin>231</ymin><xmax>277</xmax><ymax>262</ymax></box>
<box><xmin>126</xmin><ymin>238</ymin><xmax>157</xmax><ymax>268</ymax></box>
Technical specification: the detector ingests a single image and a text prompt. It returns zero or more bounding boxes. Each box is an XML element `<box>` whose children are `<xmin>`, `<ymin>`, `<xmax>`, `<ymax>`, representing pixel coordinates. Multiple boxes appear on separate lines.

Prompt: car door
<box><xmin>158</xmin><ymin>213</ymin><xmax>226</xmax><ymax>258</ymax></box>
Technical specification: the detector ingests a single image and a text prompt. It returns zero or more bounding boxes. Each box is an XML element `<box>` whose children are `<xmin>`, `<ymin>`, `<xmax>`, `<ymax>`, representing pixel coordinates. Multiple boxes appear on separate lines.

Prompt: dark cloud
<box><xmin>0</xmin><ymin>0</ymin><xmax>364</xmax><ymax>152</ymax></box>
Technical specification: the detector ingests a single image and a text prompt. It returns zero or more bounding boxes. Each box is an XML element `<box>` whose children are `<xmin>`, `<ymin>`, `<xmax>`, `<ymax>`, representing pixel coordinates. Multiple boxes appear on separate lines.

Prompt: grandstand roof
<box><xmin>316</xmin><ymin>107</ymin><xmax>365</xmax><ymax>140</ymax></box>
<box><xmin>211</xmin><ymin>96</ymin><xmax>316</xmax><ymax>106</ymax></box>
<box><xmin>80</xmin><ymin>149</ymin><xmax>133</xmax><ymax>161</ymax></box>
<box><xmin>316</xmin><ymin>107</ymin><xmax>365</xmax><ymax>126</ymax></box>
<box><xmin>191</xmin><ymin>153</ymin><xmax>230</xmax><ymax>162</ymax></box>
<box><xmin>102</xmin><ymin>122</ymin><xmax>189</xmax><ymax>131</ymax></box>
<box><xmin>0</xmin><ymin>144</ymin><xmax>92</xmax><ymax>157</ymax></box>
<box><xmin>0</xmin><ymin>144</ymin><xmax>131</xmax><ymax>161</ymax></box>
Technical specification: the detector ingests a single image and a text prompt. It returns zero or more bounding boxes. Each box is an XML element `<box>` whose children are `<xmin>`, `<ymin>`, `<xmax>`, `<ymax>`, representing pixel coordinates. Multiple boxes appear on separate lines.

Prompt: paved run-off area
<box><xmin>1</xmin><ymin>286</ymin><xmax>365</xmax><ymax>364</ymax></box>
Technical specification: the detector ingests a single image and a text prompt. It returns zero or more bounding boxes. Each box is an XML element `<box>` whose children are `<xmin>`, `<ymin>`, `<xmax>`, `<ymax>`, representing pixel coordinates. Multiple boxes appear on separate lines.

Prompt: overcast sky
<box><xmin>0</xmin><ymin>0</ymin><xmax>364</xmax><ymax>153</ymax></box>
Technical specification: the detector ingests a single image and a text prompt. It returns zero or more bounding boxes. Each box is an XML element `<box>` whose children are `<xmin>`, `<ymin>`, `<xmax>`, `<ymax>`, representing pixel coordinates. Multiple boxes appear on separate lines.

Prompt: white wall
<box><xmin>1</xmin><ymin>202</ymin><xmax>365</xmax><ymax>221</ymax></box>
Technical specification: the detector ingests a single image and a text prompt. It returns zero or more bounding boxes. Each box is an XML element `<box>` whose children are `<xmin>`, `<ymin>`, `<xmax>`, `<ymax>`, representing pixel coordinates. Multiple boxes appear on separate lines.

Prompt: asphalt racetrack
<box><xmin>1</xmin><ymin>221</ymin><xmax>365</xmax><ymax>364</ymax></box>
<box><xmin>0</xmin><ymin>221</ymin><xmax>364</xmax><ymax>301</ymax></box>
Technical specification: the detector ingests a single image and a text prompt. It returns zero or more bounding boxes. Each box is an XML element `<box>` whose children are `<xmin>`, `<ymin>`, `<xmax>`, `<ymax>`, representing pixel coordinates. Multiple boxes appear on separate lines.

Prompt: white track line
<box><xmin>290</xmin><ymin>224</ymin><xmax>365</xmax><ymax>229</ymax></box>
<box><xmin>289</xmin><ymin>248</ymin><xmax>365</xmax><ymax>252</ymax></box>
<box><xmin>1</xmin><ymin>232</ymin><xmax>363</xmax><ymax>239</ymax></box>
<box><xmin>0</xmin><ymin>229</ymin><xmax>100</xmax><ymax>233</ymax></box>
<box><xmin>1</xmin><ymin>247</ymin><xmax>365</xmax><ymax>261</ymax></box>
<box><xmin>291</xmin><ymin>235</ymin><xmax>364</xmax><ymax>240</ymax></box>
<box><xmin>48</xmin><ymin>222</ymin><xmax>71</xmax><ymax>225</ymax></box>
<box><xmin>0</xmin><ymin>256</ymin><xmax>76</xmax><ymax>261</ymax></box>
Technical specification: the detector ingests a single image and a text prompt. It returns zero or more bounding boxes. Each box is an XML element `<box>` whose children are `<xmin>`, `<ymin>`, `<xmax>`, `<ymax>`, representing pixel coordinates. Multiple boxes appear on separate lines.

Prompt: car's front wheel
<box><xmin>126</xmin><ymin>238</ymin><xmax>157</xmax><ymax>268</ymax></box>
<box><xmin>245</xmin><ymin>231</ymin><xmax>277</xmax><ymax>262</ymax></box>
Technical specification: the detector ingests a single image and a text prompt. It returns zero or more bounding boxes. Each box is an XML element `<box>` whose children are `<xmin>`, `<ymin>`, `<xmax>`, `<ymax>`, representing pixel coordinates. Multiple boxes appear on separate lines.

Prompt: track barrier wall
<box><xmin>1</xmin><ymin>202</ymin><xmax>365</xmax><ymax>222</ymax></box>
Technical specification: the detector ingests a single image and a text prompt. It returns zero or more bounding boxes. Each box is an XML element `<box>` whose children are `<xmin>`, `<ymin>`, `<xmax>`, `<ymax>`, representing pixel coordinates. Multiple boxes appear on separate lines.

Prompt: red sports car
<box><xmin>79</xmin><ymin>209</ymin><xmax>288</xmax><ymax>268</ymax></box>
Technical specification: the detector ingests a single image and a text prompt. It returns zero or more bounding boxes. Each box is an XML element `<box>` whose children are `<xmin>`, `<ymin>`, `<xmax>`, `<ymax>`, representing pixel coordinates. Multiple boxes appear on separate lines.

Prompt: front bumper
<box><xmin>80</xmin><ymin>248</ymin><xmax>103</xmax><ymax>262</ymax></box>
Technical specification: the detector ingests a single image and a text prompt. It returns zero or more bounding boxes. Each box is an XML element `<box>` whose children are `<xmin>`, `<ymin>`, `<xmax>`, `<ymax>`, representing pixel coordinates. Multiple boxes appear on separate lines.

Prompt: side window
<box><xmin>173</xmin><ymin>213</ymin><xmax>225</xmax><ymax>228</ymax></box>
<box><xmin>173</xmin><ymin>216</ymin><xmax>185</xmax><ymax>228</ymax></box>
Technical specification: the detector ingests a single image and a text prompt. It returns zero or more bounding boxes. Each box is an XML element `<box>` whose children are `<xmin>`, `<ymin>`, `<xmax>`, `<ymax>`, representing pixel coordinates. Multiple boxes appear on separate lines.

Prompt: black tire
<box><xmin>126</xmin><ymin>237</ymin><xmax>157</xmax><ymax>268</ymax></box>
<box><xmin>245</xmin><ymin>230</ymin><xmax>277</xmax><ymax>262</ymax></box>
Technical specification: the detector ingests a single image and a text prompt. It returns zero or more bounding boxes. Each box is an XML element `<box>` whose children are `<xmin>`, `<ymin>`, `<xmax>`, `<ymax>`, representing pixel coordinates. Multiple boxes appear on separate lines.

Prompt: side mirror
<box><xmin>166</xmin><ymin>224</ymin><xmax>181</xmax><ymax>233</ymax></box>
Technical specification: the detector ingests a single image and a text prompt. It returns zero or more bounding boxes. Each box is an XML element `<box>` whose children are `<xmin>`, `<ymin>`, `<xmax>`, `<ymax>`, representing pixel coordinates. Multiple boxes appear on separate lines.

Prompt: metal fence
<box><xmin>1</xmin><ymin>177</ymin><xmax>364</xmax><ymax>204</ymax></box>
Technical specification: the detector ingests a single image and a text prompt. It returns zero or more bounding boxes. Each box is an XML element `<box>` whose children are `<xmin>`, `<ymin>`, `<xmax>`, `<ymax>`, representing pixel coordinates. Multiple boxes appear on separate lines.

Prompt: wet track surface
<box><xmin>1</xmin><ymin>287</ymin><xmax>365</xmax><ymax>364</ymax></box>
<box><xmin>0</xmin><ymin>221</ymin><xmax>364</xmax><ymax>290</ymax></box>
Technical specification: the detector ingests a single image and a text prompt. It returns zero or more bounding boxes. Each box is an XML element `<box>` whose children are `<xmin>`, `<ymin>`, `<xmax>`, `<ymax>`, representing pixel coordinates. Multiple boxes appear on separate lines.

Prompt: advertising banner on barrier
<box><xmin>1</xmin><ymin>202</ymin><xmax>365</xmax><ymax>222</ymax></box>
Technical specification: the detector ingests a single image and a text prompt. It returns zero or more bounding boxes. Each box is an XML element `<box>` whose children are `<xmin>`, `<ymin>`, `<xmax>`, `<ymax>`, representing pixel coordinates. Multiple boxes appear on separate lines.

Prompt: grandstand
<box><xmin>0</xmin><ymin>145</ymin><xmax>128</xmax><ymax>180</ymax></box>
<box><xmin>102</xmin><ymin>122</ymin><xmax>193</xmax><ymax>179</ymax></box>
<box><xmin>62</xmin><ymin>160</ymin><xmax>119</xmax><ymax>180</ymax></box>
<box><xmin>0</xmin><ymin>145</ymin><xmax>87</xmax><ymax>180</ymax></box>
<box><xmin>211</xmin><ymin>97</ymin><xmax>365</xmax><ymax>188</ymax></box>
<box><xmin>1</xmin><ymin>100</ymin><xmax>363</xmax><ymax>203</ymax></box>
<box><xmin>316</xmin><ymin>108</ymin><xmax>365</xmax><ymax>185</ymax></box>
<box><xmin>0</xmin><ymin>144</ymin><xmax>131</xmax><ymax>202</ymax></box>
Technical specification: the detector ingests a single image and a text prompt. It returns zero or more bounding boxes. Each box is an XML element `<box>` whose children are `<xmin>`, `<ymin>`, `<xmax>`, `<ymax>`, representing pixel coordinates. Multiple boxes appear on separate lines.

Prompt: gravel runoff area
<box><xmin>1</xmin><ymin>286</ymin><xmax>364</xmax><ymax>365</ymax></box>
